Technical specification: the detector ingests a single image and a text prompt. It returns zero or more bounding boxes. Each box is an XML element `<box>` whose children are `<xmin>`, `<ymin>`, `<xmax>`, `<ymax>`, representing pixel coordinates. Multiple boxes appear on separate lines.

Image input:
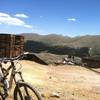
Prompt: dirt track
<box><xmin>7</xmin><ymin>60</ymin><xmax>100</xmax><ymax>100</ymax></box>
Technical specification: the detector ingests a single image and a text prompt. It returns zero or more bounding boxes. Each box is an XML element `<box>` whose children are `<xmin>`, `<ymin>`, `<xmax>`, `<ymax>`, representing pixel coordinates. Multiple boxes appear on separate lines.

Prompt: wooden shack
<box><xmin>0</xmin><ymin>34</ymin><xmax>24</xmax><ymax>58</ymax></box>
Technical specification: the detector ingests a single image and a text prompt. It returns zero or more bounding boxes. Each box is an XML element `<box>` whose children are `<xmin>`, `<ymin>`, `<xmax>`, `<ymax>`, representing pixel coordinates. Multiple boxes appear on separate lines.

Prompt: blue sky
<box><xmin>0</xmin><ymin>0</ymin><xmax>100</xmax><ymax>37</ymax></box>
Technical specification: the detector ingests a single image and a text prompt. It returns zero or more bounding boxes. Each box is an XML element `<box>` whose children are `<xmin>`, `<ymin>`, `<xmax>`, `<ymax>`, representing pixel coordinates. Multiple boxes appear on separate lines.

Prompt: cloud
<box><xmin>24</xmin><ymin>24</ymin><xmax>32</xmax><ymax>28</ymax></box>
<box><xmin>0</xmin><ymin>12</ymin><xmax>32</xmax><ymax>28</ymax></box>
<box><xmin>0</xmin><ymin>13</ymin><xmax>10</xmax><ymax>17</ymax></box>
<box><xmin>67</xmin><ymin>18</ymin><xmax>76</xmax><ymax>21</ymax></box>
<box><xmin>15</xmin><ymin>13</ymin><xmax>28</xmax><ymax>18</ymax></box>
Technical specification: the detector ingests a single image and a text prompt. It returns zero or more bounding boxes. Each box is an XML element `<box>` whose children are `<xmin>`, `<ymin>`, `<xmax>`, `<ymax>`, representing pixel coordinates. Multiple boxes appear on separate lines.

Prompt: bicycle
<box><xmin>0</xmin><ymin>52</ymin><xmax>42</xmax><ymax>100</ymax></box>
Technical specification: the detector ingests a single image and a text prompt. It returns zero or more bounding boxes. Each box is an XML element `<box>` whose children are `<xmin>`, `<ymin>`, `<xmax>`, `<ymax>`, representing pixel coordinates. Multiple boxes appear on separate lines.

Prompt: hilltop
<box><xmin>22</xmin><ymin>33</ymin><xmax>100</xmax><ymax>47</ymax></box>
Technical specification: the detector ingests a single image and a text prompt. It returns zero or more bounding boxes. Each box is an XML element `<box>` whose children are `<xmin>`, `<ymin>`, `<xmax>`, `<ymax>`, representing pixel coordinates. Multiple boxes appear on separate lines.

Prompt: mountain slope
<box><xmin>21</xmin><ymin>33</ymin><xmax>100</xmax><ymax>55</ymax></box>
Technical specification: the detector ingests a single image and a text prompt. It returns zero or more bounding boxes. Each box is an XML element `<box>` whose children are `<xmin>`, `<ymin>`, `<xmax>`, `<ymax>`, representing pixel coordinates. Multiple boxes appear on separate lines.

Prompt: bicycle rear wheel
<box><xmin>13</xmin><ymin>82</ymin><xmax>42</xmax><ymax>100</ymax></box>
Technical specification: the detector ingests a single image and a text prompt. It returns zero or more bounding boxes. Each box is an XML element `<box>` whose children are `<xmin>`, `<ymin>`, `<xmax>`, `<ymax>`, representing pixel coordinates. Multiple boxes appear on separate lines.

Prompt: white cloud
<box><xmin>15</xmin><ymin>13</ymin><xmax>28</xmax><ymax>18</ymax></box>
<box><xmin>67</xmin><ymin>18</ymin><xmax>76</xmax><ymax>21</ymax></box>
<box><xmin>0</xmin><ymin>12</ymin><xmax>32</xmax><ymax>28</ymax></box>
<box><xmin>0</xmin><ymin>13</ymin><xmax>10</xmax><ymax>17</ymax></box>
<box><xmin>24</xmin><ymin>24</ymin><xmax>32</xmax><ymax>28</ymax></box>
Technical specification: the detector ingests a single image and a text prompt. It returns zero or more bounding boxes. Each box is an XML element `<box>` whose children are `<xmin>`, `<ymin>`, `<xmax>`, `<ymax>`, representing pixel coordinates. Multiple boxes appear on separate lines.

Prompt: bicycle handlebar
<box><xmin>0</xmin><ymin>52</ymin><xmax>30</xmax><ymax>62</ymax></box>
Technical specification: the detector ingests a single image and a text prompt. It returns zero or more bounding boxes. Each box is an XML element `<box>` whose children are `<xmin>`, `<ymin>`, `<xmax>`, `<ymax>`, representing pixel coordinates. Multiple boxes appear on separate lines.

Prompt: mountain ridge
<box><xmin>21</xmin><ymin>33</ymin><xmax>100</xmax><ymax>55</ymax></box>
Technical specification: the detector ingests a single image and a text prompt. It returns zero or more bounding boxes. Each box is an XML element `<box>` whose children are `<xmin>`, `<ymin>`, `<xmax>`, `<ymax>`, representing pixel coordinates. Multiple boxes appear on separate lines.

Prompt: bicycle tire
<box><xmin>13</xmin><ymin>82</ymin><xmax>42</xmax><ymax>100</ymax></box>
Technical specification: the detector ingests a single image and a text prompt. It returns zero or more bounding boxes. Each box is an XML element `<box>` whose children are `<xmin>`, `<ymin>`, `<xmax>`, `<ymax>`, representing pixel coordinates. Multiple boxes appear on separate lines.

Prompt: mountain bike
<box><xmin>0</xmin><ymin>52</ymin><xmax>42</xmax><ymax>100</ymax></box>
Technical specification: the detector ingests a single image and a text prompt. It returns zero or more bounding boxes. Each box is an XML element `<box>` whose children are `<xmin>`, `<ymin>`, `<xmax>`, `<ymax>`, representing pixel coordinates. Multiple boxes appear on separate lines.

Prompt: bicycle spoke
<box><xmin>23</xmin><ymin>87</ymin><xmax>36</xmax><ymax>100</ymax></box>
<box><xmin>17</xmin><ymin>88</ymin><xmax>24</xmax><ymax>100</ymax></box>
<box><xmin>24</xmin><ymin>86</ymin><xmax>30</xmax><ymax>96</ymax></box>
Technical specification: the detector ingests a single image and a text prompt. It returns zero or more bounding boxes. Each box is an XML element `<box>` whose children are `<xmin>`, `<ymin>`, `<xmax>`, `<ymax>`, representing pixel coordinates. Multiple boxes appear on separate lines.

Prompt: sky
<box><xmin>0</xmin><ymin>0</ymin><xmax>100</xmax><ymax>37</ymax></box>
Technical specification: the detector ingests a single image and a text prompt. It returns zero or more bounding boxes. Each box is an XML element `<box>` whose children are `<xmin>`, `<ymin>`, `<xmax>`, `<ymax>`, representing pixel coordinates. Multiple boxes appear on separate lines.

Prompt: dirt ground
<box><xmin>6</xmin><ymin>60</ymin><xmax>100</xmax><ymax>100</ymax></box>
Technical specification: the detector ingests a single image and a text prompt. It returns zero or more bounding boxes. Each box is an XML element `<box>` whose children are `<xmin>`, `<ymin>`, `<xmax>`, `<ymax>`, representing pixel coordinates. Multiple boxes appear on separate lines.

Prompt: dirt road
<box><xmin>7</xmin><ymin>60</ymin><xmax>100</xmax><ymax>100</ymax></box>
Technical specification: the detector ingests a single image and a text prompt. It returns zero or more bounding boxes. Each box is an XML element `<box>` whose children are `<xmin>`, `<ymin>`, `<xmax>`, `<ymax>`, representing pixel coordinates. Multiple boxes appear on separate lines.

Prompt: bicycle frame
<box><xmin>0</xmin><ymin>52</ymin><xmax>43</xmax><ymax>100</ymax></box>
<box><xmin>0</xmin><ymin>61</ymin><xmax>24</xmax><ymax>90</ymax></box>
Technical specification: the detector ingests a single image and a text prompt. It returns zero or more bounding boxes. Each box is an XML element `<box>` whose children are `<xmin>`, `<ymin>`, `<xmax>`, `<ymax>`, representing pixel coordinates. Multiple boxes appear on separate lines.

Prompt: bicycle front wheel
<box><xmin>13</xmin><ymin>82</ymin><xmax>42</xmax><ymax>100</ymax></box>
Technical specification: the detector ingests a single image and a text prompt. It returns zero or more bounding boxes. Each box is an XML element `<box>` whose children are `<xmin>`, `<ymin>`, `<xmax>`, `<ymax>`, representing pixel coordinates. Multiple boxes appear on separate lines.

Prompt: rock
<box><xmin>83</xmin><ymin>94</ymin><xmax>85</xmax><ymax>96</ymax></box>
<box><xmin>67</xmin><ymin>61</ymin><xmax>74</xmax><ymax>65</ymax></box>
<box><xmin>72</xmin><ymin>93</ymin><xmax>74</xmax><ymax>95</ymax></box>
<box><xmin>49</xmin><ymin>76</ymin><xmax>52</xmax><ymax>79</ymax></box>
<box><xmin>50</xmin><ymin>92</ymin><xmax>60</xmax><ymax>98</ymax></box>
